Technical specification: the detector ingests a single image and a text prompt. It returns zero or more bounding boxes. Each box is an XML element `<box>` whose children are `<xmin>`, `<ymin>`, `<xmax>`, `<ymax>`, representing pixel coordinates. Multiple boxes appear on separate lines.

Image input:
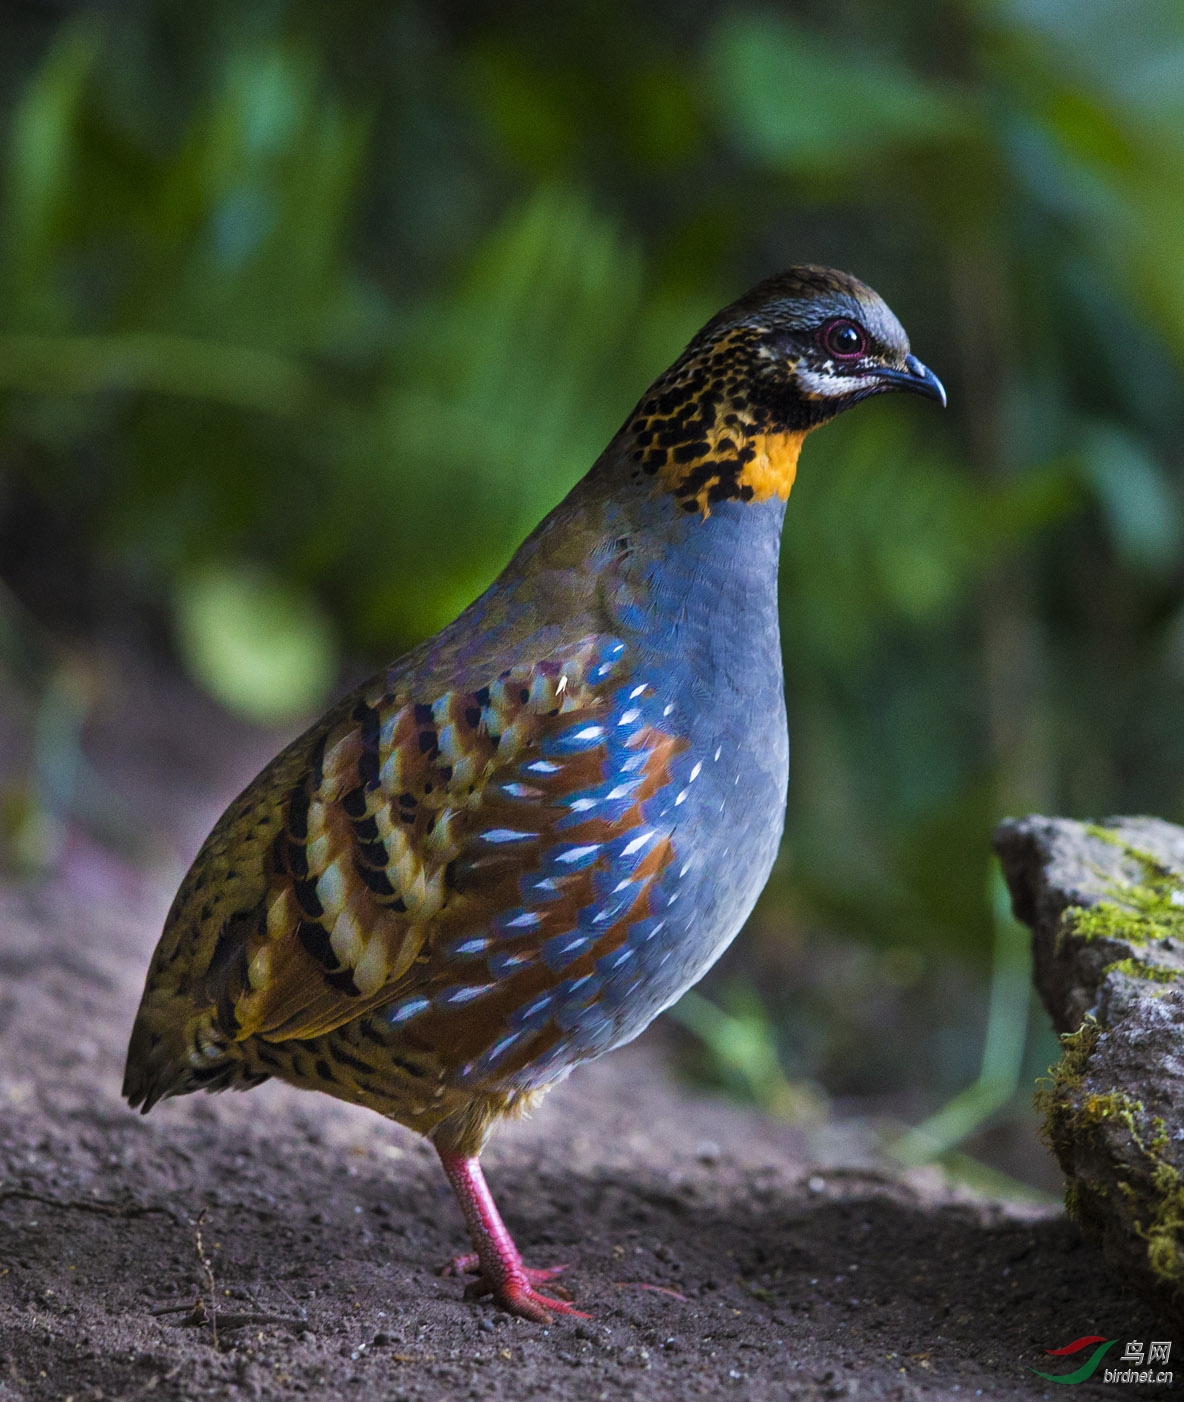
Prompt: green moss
<box><xmin>1063</xmin><ymin>826</ymin><xmax>1184</xmax><ymax>953</ymax></box>
<box><xmin>1144</xmin><ymin>1161</ymin><xmax>1184</xmax><ymax>1287</ymax></box>
<box><xmin>1034</xmin><ymin>1022</ymin><xmax>1102</xmax><ymax>1183</ymax></box>
<box><xmin>1039</xmin><ymin>1020</ymin><xmax>1184</xmax><ymax>1297</ymax></box>
<box><xmin>1033</xmin><ymin>830</ymin><xmax>1184</xmax><ymax>1304</ymax></box>
<box><xmin>1102</xmin><ymin>956</ymin><xmax>1179</xmax><ymax>983</ymax></box>
<box><xmin>1069</xmin><ymin>898</ymin><xmax>1184</xmax><ymax>947</ymax></box>
<box><xmin>1035</xmin><ymin>1019</ymin><xmax>1099</xmax><ymax>1105</ymax></box>
<box><xmin>1079</xmin><ymin>1090</ymin><xmax>1143</xmax><ymax>1127</ymax></box>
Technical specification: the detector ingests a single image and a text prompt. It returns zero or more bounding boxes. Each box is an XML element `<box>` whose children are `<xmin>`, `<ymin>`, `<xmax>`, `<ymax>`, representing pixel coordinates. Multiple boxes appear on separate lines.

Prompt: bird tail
<box><xmin>123</xmin><ymin>991</ymin><xmax>265</xmax><ymax>1112</ymax></box>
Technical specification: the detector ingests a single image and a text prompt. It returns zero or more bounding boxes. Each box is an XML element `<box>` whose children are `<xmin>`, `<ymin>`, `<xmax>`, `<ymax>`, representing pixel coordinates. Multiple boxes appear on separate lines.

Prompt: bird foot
<box><xmin>439</xmin><ymin>1252</ymin><xmax>585</xmax><ymax>1322</ymax></box>
<box><xmin>486</xmin><ymin>1274</ymin><xmax>589</xmax><ymax>1324</ymax></box>
<box><xmin>441</xmin><ymin>1252</ymin><xmax>568</xmax><ymax>1286</ymax></box>
<box><xmin>435</xmin><ymin>1150</ymin><xmax>591</xmax><ymax>1322</ymax></box>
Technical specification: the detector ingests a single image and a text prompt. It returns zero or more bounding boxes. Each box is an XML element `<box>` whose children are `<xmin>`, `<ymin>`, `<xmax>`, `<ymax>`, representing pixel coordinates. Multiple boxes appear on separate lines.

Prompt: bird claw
<box><xmin>485</xmin><ymin>1275</ymin><xmax>589</xmax><ymax>1324</ymax></box>
<box><xmin>439</xmin><ymin>1251</ymin><xmax>481</xmax><ymax>1279</ymax></box>
<box><xmin>439</xmin><ymin>1254</ymin><xmax>584</xmax><ymax>1321</ymax></box>
<box><xmin>442</xmin><ymin>1252</ymin><xmax>570</xmax><ymax>1287</ymax></box>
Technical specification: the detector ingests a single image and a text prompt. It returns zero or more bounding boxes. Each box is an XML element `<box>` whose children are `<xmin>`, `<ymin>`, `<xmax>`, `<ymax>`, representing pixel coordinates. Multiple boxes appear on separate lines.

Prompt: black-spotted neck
<box><xmin>620</xmin><ymin>324</ymin><xmax>816</xmax><ymax>517</ymax></box>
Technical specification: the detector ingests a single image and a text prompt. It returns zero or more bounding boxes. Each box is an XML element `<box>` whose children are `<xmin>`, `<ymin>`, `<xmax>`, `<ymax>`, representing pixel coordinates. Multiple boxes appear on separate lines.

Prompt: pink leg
<box><xmin>435</xmin><ymin>1147</ymin><xmax>589</xmax><ymax>1323</ymax></box>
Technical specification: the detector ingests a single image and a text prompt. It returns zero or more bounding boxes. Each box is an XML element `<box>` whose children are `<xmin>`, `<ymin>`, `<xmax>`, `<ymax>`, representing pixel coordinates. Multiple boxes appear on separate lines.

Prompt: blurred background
<box><xmin>2</xmin><ymin>0</ymin><xmax>1183</xmax><ymax>1191</ymax></box>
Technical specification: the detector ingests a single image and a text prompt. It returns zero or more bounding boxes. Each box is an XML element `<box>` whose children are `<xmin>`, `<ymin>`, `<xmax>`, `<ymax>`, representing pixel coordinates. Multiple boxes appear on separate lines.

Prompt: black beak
<box><xmin>875</xmin><ymin>354</ymin><xmax>947</xmax><ymax>408</ymax></box>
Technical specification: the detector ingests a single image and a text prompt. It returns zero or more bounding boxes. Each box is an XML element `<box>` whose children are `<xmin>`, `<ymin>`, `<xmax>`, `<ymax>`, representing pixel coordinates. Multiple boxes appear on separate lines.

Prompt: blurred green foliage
<box><xmin>2</xmin><ymin>0</ymin><xmax>1184</xmax><ymax>1130</ymax></box>
<box><xmin>174</xmin><ymin>560</ymin><xmax>339</xmax><ymax>721</ymax></box>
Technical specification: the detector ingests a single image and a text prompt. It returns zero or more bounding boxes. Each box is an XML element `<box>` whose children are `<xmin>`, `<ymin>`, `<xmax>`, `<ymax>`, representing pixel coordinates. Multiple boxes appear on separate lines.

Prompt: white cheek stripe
<box><xmin>796</xmin><ymin>367</ymin><xmax>879</xmax><ymax>399</ymax></box>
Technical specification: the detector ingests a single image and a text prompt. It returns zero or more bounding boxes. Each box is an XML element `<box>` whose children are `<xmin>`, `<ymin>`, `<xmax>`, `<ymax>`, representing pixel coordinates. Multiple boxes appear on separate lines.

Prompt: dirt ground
<box><xmin>0</xmin><ymin>660</ymin><xmax>1171</xmax><ymax>1401</ymax></box>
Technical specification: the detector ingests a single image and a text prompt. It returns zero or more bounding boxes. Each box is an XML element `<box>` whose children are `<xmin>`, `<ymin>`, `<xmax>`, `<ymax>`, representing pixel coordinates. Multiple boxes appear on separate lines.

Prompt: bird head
<box><xmin>626</xmin><ymin>265</ymin><xmax>945</xmax><ymax>516</ymax></box>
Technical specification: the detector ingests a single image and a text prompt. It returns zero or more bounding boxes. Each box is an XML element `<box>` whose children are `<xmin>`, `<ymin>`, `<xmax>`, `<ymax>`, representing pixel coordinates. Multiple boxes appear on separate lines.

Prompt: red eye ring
<box><xmin>819</xmin><ymin>317</ymin><xmax>867</xmax><ymax>361</ymax></box>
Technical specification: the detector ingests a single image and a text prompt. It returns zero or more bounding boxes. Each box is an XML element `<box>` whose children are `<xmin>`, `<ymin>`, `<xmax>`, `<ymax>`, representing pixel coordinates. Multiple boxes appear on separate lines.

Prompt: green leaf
<box><xmin>705</xmin><ymin>12</ymin><xmax>966</xmax><ymax>175</ymax></box>
<box><xmin>173</xmin><ymin>562</ymin><xmax>339</xmax><ymax>723</ymax></box>
<box><xmin>1</xmin><ymin>20</ymin><xmax>101</xmax><ymax>328</ymax></box>
<box><xmin>1078</xmin><ymin>420</ymin><xmax>1182</xmax><ymax>574</ymax></box>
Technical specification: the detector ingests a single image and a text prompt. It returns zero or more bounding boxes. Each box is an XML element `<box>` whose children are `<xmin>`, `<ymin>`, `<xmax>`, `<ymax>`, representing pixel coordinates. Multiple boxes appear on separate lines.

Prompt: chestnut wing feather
<box><xmin>163</xmin><ymin>636</ymin><xmax>677</xmax><ymax>1062</ymax></box>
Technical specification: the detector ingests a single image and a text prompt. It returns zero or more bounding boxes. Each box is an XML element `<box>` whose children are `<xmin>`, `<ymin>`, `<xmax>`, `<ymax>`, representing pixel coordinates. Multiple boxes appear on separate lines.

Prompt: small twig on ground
<box><xmin>265</xmin><ymin>1273</ymin><xmax>311</xmax><ymax>1325</ymax></box>
<box><xmin>0</xmin><ymin>1185</ymin><xmax>180</xmax><ymax>1221</ymax></box>
<box><xmin>150</xmin><ymin>1300</ymin><xmax>304</xmax><ymax>1330</ymax></box>
<box><xmin>613</xmin><ymin>1281</ymin><xmax>688</xmax><ymax>1302</ymax></box>
<box><xmin>151</xmin><ymin>1218</ymin><xmax>306</xmax><ymax>1338</ymax></box>
<box><xmin>193</xmin><ymin>1209</ymin><xmax>219</xmax><ymax>1350</ymax></box>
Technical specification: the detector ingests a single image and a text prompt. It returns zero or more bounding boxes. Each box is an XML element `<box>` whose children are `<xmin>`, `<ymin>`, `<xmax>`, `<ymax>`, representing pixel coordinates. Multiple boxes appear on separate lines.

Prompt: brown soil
<box><xmin>0</xmin><ymin>660</ymin><xmax>1170</xmax><ymax>1401</ymax></box>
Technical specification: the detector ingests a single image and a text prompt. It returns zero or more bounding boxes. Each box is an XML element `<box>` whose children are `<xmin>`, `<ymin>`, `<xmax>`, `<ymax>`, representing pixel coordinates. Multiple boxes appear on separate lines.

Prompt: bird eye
<box><xmin>819</xmin><ymin>318</ymin><xmax>867</xmax><ymax>361</ymax></box>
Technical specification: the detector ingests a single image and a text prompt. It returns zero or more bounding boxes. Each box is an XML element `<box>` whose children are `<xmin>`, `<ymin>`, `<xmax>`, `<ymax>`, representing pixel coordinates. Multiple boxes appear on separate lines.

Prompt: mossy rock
<box><xmin>995</xmin><ymin>815</ymin><xmax>1184</xmax><ymax>1330</ymax></box>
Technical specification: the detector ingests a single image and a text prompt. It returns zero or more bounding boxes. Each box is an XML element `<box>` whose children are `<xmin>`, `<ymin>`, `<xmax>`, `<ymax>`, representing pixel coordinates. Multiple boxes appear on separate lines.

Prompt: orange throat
<box><xmin>736</xmin><ymin>429</ymin><xmax>806</xmax><ymax>502</ymax></box>
<box><xmin>649</xmin><ymin>426</ymin><xmax>810</xmax><ymax>517</ymax></box>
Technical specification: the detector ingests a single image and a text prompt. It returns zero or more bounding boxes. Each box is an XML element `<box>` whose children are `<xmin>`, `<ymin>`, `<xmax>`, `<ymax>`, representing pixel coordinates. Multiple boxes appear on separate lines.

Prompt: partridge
<box><xmin>124</xmin><ymin>266</ymin><xmax>945</xmax><ymax>1321</ymax></box>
